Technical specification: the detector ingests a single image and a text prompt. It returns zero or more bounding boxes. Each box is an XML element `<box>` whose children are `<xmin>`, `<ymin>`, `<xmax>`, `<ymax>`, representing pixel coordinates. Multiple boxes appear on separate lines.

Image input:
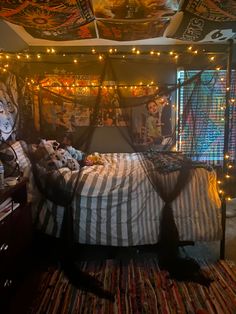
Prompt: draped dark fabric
<box><xmin>141</xmin><ymin>153</ymin><xmax>212</xmax><ymax>286</ymax></box>
<box><xmin>28</xmin><ymin>152</ymin><xmax>115</xmax><ymax>301</ymax></box>
<box><xmin>23</xmin><ymin>56</ymin><xmax>235</xmax><ymax>292</ymax></box>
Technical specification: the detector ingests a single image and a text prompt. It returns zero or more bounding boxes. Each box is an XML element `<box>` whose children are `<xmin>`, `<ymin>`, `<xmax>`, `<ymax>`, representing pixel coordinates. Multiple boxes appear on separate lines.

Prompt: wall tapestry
<box><xmin>0</xmin><ymin>74</ymin><xmax>19</xmax><ymax>140</ymax></box>
<box><xmin>168</xmin><ymin>0</ymin><xmax>236</xmax><ymax>42</ymax></box>
<box><xmin>35</xmin><ymin>75</ymin><xmax>131</xmax><ymax>137</ymax></box>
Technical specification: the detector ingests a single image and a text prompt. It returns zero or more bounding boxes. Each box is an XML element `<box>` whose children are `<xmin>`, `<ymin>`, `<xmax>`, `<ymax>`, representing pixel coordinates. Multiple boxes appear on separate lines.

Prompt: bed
<box><xmin>6</xmin><ymin>141</ymin><xmax>222</xmax><ymax>247</ymax></box>
<box><xmin>23</xmin><ymin>150</ymin><xmax>222</xmax><ymax>247</ymax></box>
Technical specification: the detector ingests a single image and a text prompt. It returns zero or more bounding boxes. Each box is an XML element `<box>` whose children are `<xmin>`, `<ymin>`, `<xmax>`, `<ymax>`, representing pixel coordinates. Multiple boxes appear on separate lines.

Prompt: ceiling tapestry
<box><xmin>0</xmin><ymin>1</ymin><xmax>236</xmax><ymax>42</ymax></box>
<box><xmin>0</xmin><ymin>0</ymin><xmax>96</xmax><ymax>41</ymax></box>
<box><xmin>0</xmin><ymin>0</ymin><xmax>178</xmax><ymax>41</ymax></box>
<box><xmin>167</xmin><ymin>0</ymin><xmax>236</xmax><ymax>42</ymax></box>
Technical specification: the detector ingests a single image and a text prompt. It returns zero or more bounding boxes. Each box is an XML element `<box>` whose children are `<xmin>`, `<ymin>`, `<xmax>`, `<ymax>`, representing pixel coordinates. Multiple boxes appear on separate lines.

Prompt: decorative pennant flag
<box><xmin>97</xmin><ymin>18</ymin><xmax>169</xmax><ymax>41</ymax></box>
<box><xmin>25</xmin><ymin>21</ymin><xmax>97</xmax><ymax>41</ymax></box>
<box><xmin>92</xmin><ymin>0</ymin><xmax>179</xmax><ymax>20</ymax></box>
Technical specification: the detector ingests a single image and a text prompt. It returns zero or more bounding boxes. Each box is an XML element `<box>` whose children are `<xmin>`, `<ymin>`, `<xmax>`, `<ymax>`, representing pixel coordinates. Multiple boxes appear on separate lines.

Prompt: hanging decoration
<box><xmin>96</xmin><ymin>19</ymin><xmax>168</xmax><ymax>41</ymax></box>
<box><xmin>167</xmin><ymin>0</ymin><xmax>236</xmax><ymax>42</ymax></box>
<box><xmin>92</xmin><ymin>0</ymin><xmax>179</xmax><ymax>20</ymax></box>
<box><xmin>0</xmin><ymin>0</ymin><xmax>95</xmax><ymax>41</ymax></box>
<box><xmin>0</xmin><ymin>0</ymin><xmax>179</xmax><ymax>41</ymax></box>
<box><xmin>25</xmin><ymin>21</ymin><xmax>97</xmax><ymax>41</ymax></box>
<box><xmin>182</xmin><ymin>0</ymin><xmax>236</xmax><ymax>22</ymax></box>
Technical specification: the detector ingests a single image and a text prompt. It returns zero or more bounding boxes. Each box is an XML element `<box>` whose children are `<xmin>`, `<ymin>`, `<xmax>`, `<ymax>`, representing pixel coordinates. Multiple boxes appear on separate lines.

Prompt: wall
<box><xmin>23</xmin><ymin>57</ymin><xmax>177</xmax><ymax>151</ymax></box>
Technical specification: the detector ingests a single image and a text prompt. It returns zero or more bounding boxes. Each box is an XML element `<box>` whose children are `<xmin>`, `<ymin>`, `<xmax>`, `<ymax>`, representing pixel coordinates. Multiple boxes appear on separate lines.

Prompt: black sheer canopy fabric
<box><xmin>25</xmin><ymin>57</ymin><xmax>231</xmax><ymax>287</ymax></box>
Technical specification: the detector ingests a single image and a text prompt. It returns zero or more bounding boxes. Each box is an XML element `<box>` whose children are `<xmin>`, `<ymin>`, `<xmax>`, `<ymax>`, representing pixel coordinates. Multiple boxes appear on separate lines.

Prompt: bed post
<box><xmin>220</xmin><ymin>39</ymin><xmax>233</xmax><ymax>260</ymax></box>
<box><xmin>177</xmin><ymin>78</ymin><xmax>181</xmax><ymax>152</ymax></box>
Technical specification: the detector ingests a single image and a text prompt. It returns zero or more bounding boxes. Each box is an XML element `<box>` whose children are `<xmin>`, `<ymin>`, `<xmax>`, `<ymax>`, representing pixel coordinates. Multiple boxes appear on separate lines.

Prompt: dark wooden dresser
<box><xmin>0</xmin><ymin>177</ymin><xmax>32</xmax><ymax>311</ymax></box>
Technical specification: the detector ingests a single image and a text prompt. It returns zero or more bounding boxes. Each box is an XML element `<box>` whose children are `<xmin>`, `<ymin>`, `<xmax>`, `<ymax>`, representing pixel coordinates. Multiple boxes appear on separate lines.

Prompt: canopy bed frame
<box><xmin>0</xmin><ymin>40</ymin><xmax>234</xmax><ymax>300</ymax></box>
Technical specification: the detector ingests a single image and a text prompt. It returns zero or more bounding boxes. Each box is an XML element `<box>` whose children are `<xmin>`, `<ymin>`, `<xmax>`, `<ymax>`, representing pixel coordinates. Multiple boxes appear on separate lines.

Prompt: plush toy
<box><xmin>33</xmin><ymin>140</ymin><xmax>80</xmax><ymax>171</ymax></box>
<box><xmin>85</xmin><ymin>153</ymin><xmax>104</xmax><ymax>166</ymax></box>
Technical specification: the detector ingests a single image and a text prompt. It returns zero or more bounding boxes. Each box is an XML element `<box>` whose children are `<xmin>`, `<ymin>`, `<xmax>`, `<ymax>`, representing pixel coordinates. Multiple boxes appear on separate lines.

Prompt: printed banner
<box><xmin>168</xmin><ymin>10</ymin><xmax>236</xmax><ymax>42</ymax></box>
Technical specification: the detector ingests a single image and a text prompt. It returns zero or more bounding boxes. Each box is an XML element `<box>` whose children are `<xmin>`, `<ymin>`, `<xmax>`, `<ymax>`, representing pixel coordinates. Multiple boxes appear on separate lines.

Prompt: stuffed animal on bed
<box><xmin>84</xmin><ymin>153</ymin><xmax>105</xmax><ymax>166</ymax></box>
<box><xmin>32</xmin><ymin>140</ymin><xmax>80</xmax><ymax>171</ymax></box>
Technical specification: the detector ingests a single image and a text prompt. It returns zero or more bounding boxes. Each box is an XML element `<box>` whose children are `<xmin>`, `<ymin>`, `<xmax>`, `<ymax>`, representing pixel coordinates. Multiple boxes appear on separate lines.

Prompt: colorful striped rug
<box><xmin>29</xmin><ymin>258</ymin><xmax>236</xmax><ymax>314</ymax></box>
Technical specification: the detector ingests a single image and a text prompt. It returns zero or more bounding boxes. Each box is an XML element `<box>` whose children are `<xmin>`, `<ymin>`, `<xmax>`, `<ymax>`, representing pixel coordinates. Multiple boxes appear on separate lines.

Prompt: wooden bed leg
<box><xmin>220</xmin><ymin>198</ymin><xmax>226</xmax><ymax>260</ymax></box>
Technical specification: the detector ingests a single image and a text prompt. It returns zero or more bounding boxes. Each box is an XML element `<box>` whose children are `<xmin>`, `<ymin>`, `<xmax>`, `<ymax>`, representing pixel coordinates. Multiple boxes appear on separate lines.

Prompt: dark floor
<box><xmin>3</xmin><ymin>209</ymin><xmax>236</xmax><ymax>314</ymax></box>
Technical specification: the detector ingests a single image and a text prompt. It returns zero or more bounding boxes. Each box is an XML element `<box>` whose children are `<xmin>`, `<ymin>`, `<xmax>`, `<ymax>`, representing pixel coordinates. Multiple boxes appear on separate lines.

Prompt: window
<box><xmin>177</xmin><ymin>70</ymin><xmax>236</xmax><ymax>165</ymax></box>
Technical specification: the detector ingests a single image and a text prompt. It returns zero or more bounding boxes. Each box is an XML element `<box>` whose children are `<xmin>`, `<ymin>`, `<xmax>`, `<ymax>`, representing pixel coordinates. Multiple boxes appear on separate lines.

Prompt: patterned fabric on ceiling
<box><xmin>0</xmin><ymin>0</ymin><xmax>235</xmax><ymax>42</ymax></box>
<box><xmin>0</xmin><ymin>0</ymin><xmax>179</xmax><ymax>41</ymax></box>
<box><xmin>0</xmin><ymin>0</ymin><xmax>95</xmax><ymax>40</ymax></box>
<box><xmin>168</xmin><ymin>0</ymin><xmax>236</xmax><ymax>42</ymax></box>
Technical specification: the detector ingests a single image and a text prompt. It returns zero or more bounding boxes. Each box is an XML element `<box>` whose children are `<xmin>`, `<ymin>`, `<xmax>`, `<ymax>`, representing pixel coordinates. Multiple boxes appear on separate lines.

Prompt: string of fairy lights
<box><xmin>0</xmin><ymin>45</ymin><xmax>227</xmax><ymax>74</ymax></box>
<box><xmin>0</xmin><ymin>45</ymin><xmax>235</xmax><ymax>201</ymax></box>
<box><xmin>217</xmin><ymin>153</ymin><xmax>234</xmax><ymax>202</ymax></box>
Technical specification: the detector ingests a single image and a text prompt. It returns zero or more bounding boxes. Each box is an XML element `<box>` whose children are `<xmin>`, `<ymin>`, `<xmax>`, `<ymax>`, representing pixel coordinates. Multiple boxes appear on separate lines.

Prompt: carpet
<box><xmin>28</xmin><ymin>258</ymin><xmax>236</xmax><ymax>314</ymax></box>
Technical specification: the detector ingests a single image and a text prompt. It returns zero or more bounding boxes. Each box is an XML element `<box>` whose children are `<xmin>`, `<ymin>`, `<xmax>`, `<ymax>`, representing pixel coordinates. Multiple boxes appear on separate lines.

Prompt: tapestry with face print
<box><xmin>167</xmin><ymin>0</ymin><xmax>236</xmax><ymax>42</ymax></box>
<box><xmin>0</xmin><ymin>76</ymin><xmax>18</xmax><ymax>141</ymax></box>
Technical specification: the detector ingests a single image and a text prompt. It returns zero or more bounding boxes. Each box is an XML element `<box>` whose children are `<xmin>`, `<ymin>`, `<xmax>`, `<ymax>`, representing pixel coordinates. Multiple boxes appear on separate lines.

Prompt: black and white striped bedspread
<box><xmin>32</xmin><ymin>153</ymin><xmax>222</xmax><ymax>246</ymax></box>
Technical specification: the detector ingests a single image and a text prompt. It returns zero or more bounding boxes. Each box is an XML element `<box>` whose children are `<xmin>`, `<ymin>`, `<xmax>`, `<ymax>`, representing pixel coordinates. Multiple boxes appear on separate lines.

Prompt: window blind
<box><xmin>177</xmin><ymin>70</ymin><xmax>236</xmax><ymax>165</ymax></box>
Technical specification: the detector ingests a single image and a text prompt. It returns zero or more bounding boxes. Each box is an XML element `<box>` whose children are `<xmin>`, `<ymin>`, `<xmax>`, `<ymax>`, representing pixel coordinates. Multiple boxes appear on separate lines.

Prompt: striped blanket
<box><xmin>32</xmin><ymin>153</ymin><xmax>222</xmax><ymax>246</ymax></box>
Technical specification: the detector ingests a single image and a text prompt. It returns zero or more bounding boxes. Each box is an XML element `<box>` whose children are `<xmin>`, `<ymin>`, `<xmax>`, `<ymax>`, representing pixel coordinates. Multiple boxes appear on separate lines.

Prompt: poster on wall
<box><xmin>39</xmin><ymin>88</ymin><xmax>130</xmax><ymax>137</ymax></box>
<box><xmin>132</xmin><ymin>95</ymin><xmax>172</xmax><ymax>149</ymax></box>
<box><xmin>40</xmin><ymin>90</ymin><xmax>93</xmax><ymax>136</ymax></box>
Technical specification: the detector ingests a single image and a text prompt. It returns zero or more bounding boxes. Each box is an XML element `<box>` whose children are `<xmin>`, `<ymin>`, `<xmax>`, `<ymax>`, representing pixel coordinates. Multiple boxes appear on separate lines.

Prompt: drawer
<box><xmin>0</xmin><ymin>204</ymin><xmax>32</xmax><ymax>272</ymax></box>
<box><xmin>0</xmin><ymin>276</ymin><xmax>16</xmax><ymax>310</ymax></box>
<box><xmin>0</xmin><ymin>216</ymin><xmax>11</xmax><ymax>239</ymax></box>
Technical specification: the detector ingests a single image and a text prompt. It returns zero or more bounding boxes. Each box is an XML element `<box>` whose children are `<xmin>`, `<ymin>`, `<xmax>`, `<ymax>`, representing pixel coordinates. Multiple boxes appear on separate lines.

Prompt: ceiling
<box><xmin>0</xmin><ymin>1</ymin><xmax>236</xmax><ymax>53</ymax></box>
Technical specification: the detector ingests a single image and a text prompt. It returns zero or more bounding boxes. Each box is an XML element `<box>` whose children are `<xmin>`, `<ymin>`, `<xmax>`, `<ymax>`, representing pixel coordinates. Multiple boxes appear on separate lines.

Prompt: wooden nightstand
<box><xmin>0</xmin><ymin>177</ymin><xmax>32</xmax><ymax>310</ymax></box>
